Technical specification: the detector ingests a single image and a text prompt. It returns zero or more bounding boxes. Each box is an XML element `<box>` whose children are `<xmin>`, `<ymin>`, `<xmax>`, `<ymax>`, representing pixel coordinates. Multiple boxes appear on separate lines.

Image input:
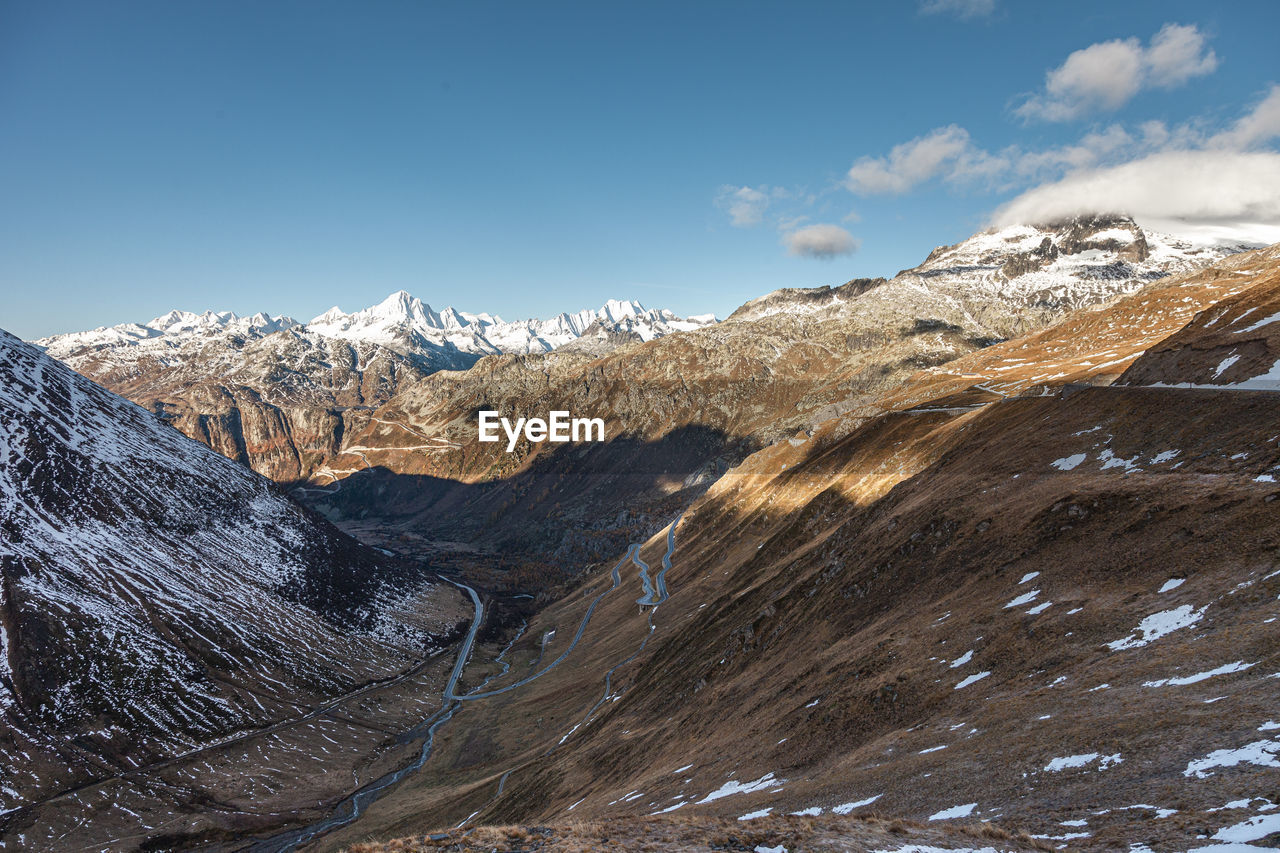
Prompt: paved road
<box><xmin>449</xmin><ymin>545</ymin><xmax>636</xmax><ymax>701</ymax></box>
<box><xmin>252</xmin><ymin>515</ymin><xmax>684</xmax><ymax>851</ymax></box>
<box><xmin>248</xmin><ymin>576</ymin><xmax>486</xmax><ymax>852</ymax></box>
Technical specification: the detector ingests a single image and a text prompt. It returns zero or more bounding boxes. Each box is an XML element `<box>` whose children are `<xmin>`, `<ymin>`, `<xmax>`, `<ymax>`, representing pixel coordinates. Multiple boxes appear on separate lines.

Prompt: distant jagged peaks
<box><xmin>36</xmin><ymin>293</ymin><xmax>717</xmax><ymax>364</ymax></box>
<box><xmin>301</xmin><ymin>292</ymin><xmax>713</xmax><ymax>354</ymax></box>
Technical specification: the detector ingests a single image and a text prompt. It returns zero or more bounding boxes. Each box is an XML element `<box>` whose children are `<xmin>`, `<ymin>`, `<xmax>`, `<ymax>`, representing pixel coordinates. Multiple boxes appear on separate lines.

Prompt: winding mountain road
<box><xmin>251</xmin><ymin>514</ymin><xmax>684</xmax><ymax>851</ymax></box>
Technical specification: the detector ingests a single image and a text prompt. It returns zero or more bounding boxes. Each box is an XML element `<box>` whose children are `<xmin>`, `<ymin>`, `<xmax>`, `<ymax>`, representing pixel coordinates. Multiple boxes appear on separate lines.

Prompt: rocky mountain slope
<box><xmin>0</xmin><ymin>330</ymin><xmax>464</xmax><ymax>823</ymax></box>
<box><xmin>302</xmin><ymin>216</ymin><xmax>1243</xmax><ymax>584</ymax></box>
<box><xmin>35</xmin><ymin>296</ymin><xmax>713</xmax><ymax>483</ymax></box>
<box><xmin>1117</xmin><ymin>250</ymin><xmax>1280</xmax><ymax>389</ymax></box>
<box><xmin>304</xmin><ymin>243</ymin><xmax>1280</xmax><ymax>853</ymax></box>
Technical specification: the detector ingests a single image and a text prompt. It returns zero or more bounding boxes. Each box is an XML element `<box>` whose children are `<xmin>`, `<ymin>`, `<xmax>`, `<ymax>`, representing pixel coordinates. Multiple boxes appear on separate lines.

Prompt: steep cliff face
<box><xmin>0</xmin><ymin>330</ymin><xmax>458</xmax><ymax>816</ymax></box>
<box><xmin>40</xmin><ymin>326</ymin><xmax>436</xmax><ymax>482</ymax></box>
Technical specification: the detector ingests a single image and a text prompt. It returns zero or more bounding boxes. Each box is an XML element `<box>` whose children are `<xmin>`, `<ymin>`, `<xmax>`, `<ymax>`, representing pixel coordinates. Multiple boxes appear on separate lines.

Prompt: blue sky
<box><xmin>3</xmin><ymin>0</ymin><xmax>1278</xmax><ymax>338</ymax></box>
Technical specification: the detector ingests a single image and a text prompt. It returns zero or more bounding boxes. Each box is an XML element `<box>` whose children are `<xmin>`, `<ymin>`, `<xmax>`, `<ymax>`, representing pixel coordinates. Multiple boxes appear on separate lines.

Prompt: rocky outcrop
<box><xmin>54</xmin><ymin>331</ymin><xmax>428</xmax><ymax>482</ymax></box>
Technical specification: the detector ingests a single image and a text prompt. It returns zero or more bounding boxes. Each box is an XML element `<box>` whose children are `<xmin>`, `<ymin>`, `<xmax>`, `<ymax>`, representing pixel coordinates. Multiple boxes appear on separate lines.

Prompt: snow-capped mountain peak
<box><xmin>37</xmin><ymin>293</ymin><xmax>716</xmax><ymax>399</ymax></box>
<box><xmin>599</xmin><ymin>298</ymin><xmax>645</xmax><ymax>322</ymax></box>
<box><xmin>730</xmin><ymin>215</ymin><xmax>1243</xmax><ymax>325</ymax></box>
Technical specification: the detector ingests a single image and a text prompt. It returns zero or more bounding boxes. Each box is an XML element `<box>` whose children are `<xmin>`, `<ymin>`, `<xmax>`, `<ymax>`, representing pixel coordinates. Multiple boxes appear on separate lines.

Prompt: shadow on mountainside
<box><xmin>297</xmin><ymin>424</ymin><xmax>755</xmax><ymax>592</ymax></box>
<box><xmin>300</xmin><ymin>384</ymin><xmax>1280</xmax><ymax>853</ymax></box>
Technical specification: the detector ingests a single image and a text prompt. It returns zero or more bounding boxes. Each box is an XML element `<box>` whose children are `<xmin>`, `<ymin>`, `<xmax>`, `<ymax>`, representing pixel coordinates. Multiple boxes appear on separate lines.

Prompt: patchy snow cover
<box><xmin>871</xmin><ymin>848</ymin><xmax>1004</xmax><ymax>853</ymax></box>
<box><xmin>1144</xmin><ymin>661</ymin><xmax>1256</xmax><ymax>688</ymax></box>
<box><xmin>1238</xmin><ymin>310</ymin><xmax>1280</xmax><ymax>335</ymax></box>
<box><xmin>1185</xmin><ymin>739</ymin><xmax>1280</xmax><ymax>778</ymax></box>
<box><xmin>1045</xmin><ymin>753</ymin><xmax>1123</xmax><ymax>772</ymax></box>
<box><xmin>927</xmin><ymin>802</ymin><xmax>978</xmax><ymax>821</ymax></box>
<box><xmin>1026</xmin><ymin>602</ymin><xmax>1053</xmax><ymax>615</ymax></box>
<box><xmin>949</xmin><ymin>650</ymin><xmax>974</xmax><ymax>668</ymax></box>
<box><xmin>955</xmin><ymin>672</ymin><xmax>991</xmax><ymax>690</ymax></box>
<box><xmin>1211</xmin><ymin>813</ymin><xmax>1280</xmax><ymax>844</ymax></box>
<box><xmin>1214</xmin><ymin>355</ymin><xmax>1242</xmax><ymax>379</ymax></box>
<box><xmin>1019</xmin><ymin>572</ymin><xmax>1040</xmax><ymax>584</ymax></box>
<box><xmin>832</xmin><ymin>794</ymin><xmax>882</xmax><ymax>814</ymax></box>
<box><xmin>1159</xmin><ymin>578</ymin><xmax>1186</xmax><ymax>593</ymax></box>
<box><xmin>1004</xmin><ymin>590</ymin><xmax>1039</xmax><ymax>608</ymax></box>
<box><xmin>1051</xmin><ymin>453</ymin><xmax>1087</xmax><ymax>471</ymax></box>
<box><xmin>1107</xmin><ymin>605</ymin><xmax>1207</xmax><ymax>650</ymax></box>
<box><xmin>1099</xmin><ymin>449</ymin><xmax>1141</xmax><ymax>471</ymax></box>
<box><xmin>697</xmin><ymin>772</ymin><xmax>783</xmax><ymax>804</ymax></box>
<box><xmin>738</xmin><ymin>808</ymin><xmax>773</xmax><ymax>821</ymax></box>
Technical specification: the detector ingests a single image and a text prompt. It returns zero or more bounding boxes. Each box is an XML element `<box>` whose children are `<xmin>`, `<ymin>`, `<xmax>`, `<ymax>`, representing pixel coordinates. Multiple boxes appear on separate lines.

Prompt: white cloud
<box><xmin>919</xmin><ymin>0</ymin><xmax>995</xmax><ymax>19</ymax></box>
<box><xmin>1010</xmin><ymin>125</ymin><xmax>1134</xmax><ymax>179</ymax></box>
<box><xmin>1017</xmin><ymin>24</ymin><xmax>1217</xmax><ymax>121</ymax></box>
<box><xmin>840</xmin><ymin>89</ymin><xmax>1280</xmax><ymax>245</ymax></box>
<box><xmin>1145</xmin><ymin>23</ymin><xmax>1219</xmax><ymax>88</ymax></box>
<box><xmin>845</xmin><ymin>86</ymin><xmax>1280</xmax><ymax>199</ymax></box>
<box><xmin>845</xmin><ymin>123</ymin><xmax>1137</xmax><ymax>196</ymax></box>
<box><xmin>783</xmin><ymin>224</ymin><xmax>859</xmax><ymax>259</ymax></box>
<box><xmin>846</xmin><ymin>125</ymin><xmax>981</xmax><ymax>195</ymax></box>
<box><xmin>716</xmin><ymin>185</ymin><xmax>771</xmax><ymax>227</ymax></box>
<box><xmin>992</xmin><ymin>150</ymin><xmax>1280</xmax><ymax>245</ymax></box>
<box><xmin>1212</xmin><ymin>85</ymin><xmax>1280</xmax><ymax>151</ymax></box>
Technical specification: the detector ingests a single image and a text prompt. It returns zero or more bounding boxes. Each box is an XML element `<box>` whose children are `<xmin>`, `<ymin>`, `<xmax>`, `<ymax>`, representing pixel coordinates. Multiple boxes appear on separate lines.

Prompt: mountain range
<box><xmin>33</xmin><ymin>296</ymin><xmax>715</xmax><ymax>483</ymax></box>
<box><xmin>4</xmin><ymin>215</ymin><xmax>1279</xmax><ymax>852</ymax></box>
<box><xmin>38</xmin><ymin>294</ymin><xmax>715</xmax><ymax>370</ymax></box>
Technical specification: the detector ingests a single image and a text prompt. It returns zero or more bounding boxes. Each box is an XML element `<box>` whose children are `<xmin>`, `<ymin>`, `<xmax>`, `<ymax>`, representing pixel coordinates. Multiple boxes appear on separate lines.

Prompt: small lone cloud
<box><xmin>919</xmin><ymin>0</ymin><xmax>995</xmax><ymax>19</ymax></box>
<box><xmin>783</xmin><ymin>224</ymin><xmax>859</xmax><ymax>259</ymax></box>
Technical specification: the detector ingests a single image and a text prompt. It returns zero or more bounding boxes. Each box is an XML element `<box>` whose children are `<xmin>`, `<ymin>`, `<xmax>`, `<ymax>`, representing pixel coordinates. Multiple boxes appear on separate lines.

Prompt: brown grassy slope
<box><xmin>313</xmin><ymin>387</ymin><xmax>1280</xmax><ymax>853</ymax></box>
<box><xmin>307</xmin><ymin>248</ymin><xmax>1280</xmax><ymax>853</ymax></box>
<box><xmin>342</xmin><ymin>813</ymin><xmax>1051</xmax><ymax>852</ymax></box>
<box><xmin>1118</xmin><ymin>244</ymin><xmax>1280</xmax><ymax>386</ymax></box>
